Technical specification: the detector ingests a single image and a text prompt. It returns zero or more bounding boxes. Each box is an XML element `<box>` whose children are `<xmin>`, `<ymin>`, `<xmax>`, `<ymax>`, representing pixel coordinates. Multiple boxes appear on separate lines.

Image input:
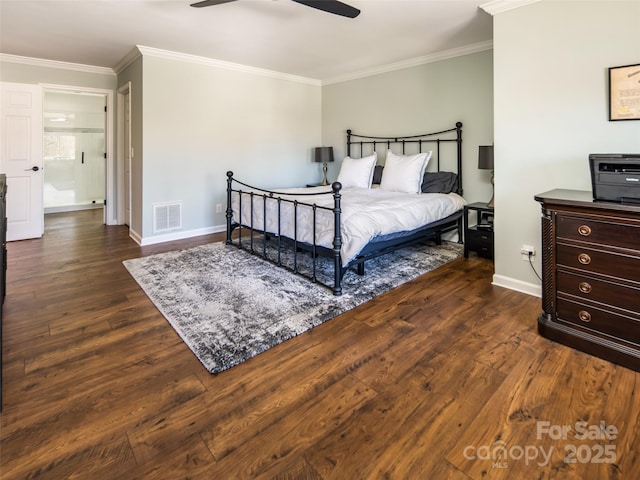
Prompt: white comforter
<box><xmin>232</xmin><ymin>186</ymin><xmax>465</xmax><ymax>266</ymax></box>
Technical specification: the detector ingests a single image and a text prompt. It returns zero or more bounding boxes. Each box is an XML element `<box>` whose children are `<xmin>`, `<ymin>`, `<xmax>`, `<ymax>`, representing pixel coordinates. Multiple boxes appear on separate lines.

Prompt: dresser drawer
<box><xmin>556</xmin><ymin>243</ymin><xmax>640</xmax><ymax>283</ymax></box>
<box><xmin>557</xmin><ymin>298</ymin><xmax>640</xmax><ymax>345</ymax></box>
<box><xmin>557</xmin><ymin>271</ymin><xmax>640</xmax><ymax>314</ymax></box>
<box><xmin>556</xmin><ymin>215</ymin><xmax>640</xmax><ymax>251</ymax></box>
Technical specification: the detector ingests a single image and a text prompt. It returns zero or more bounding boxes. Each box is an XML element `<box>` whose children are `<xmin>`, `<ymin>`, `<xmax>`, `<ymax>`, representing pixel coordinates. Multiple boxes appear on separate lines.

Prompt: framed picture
<box><xmin>609</xmin><ymin>63</ymin><xmax>640</xmax><ymax>121</ymax></box>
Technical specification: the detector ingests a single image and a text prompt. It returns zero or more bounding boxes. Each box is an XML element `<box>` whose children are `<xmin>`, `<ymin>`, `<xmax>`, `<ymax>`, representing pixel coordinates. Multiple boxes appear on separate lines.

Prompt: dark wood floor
<box><xmin>1</xmin><ymin>210</ymin><xmax>638</xmax><ymax>479</ymax></box>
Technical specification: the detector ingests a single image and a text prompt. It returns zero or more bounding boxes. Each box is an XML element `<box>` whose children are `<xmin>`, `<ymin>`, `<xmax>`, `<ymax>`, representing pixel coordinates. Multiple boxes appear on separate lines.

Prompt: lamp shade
<box><xmin>478</xmin><ymin>145</ymin><xmax>494</xmax><ymax>170</ymax></box>
<box><xmin>314</xmin><ymin>146</ymin><xmax>334</xmax><ymax>164</ymax></box>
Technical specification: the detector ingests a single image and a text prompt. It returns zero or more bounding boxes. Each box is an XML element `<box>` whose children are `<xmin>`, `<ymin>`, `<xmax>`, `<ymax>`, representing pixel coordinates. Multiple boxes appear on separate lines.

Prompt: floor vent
<box><xmin>153</xmin><ymin>202</ymin><xmax>182</xmax><ymax>233</ymax></box>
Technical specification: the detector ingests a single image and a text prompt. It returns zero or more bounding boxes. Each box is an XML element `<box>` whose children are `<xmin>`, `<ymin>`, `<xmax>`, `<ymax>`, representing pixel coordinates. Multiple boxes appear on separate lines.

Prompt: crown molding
<box><xmin>480</xmin><ymin>0</ymin><xmax>541</xmax><ymax>16</ymax></box>
<box><xmin>113</xmin><ymin>46</ymin><xmax>143</xmax><ymax>75</ymax></box>
<box><xmin>129</xmin><ymin>45</ymin><xmax>321</xmax><ymax>86</ymax></box>
<box><xmin>0</xmin><ymin>53</ymin><xmax>115</xmax><ymax>76</ymax></box>
<box><xmin>321</xmin><ymin>40</ymin><xmax>493</xmax><ymax>86</ymax></box>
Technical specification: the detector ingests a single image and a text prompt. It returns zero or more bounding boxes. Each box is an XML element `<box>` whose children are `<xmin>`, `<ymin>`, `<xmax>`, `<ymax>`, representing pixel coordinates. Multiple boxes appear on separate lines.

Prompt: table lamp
<box><xmin>478</xmin><ymin>145</ymin><xmax>494</xmax><ymax>208</ymax></box>
<box><xmin>314</xmin><ymin>146</ymin><xmax>334</xmax><ymax>186</ymax></box>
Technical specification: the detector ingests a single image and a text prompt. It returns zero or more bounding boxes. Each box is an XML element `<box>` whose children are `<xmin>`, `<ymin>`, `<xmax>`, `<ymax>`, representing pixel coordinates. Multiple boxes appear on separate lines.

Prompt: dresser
<box><xmin>0</xmin><ymin>174</ymin><xmax>5</xmax><ymax>410</ymax></box>
<box><xmin>535</xmin><ymin>189</ymin><xmax>640</xmax><ymax>371</ymax></box>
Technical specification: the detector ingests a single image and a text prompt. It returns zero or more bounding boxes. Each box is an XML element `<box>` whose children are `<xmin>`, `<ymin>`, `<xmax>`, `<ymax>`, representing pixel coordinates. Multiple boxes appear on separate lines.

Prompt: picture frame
<box><xmin>609</xmin><ymin>63</ymin><xmax>640</xmax><ymax>121</ymax></box>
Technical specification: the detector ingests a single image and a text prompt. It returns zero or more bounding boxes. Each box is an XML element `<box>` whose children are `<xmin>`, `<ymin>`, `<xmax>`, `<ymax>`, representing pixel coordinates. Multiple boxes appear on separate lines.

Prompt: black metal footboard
<box><xmin>224</xmin><ymin>122</ymin><xmax>464</xmax><ymax>297</ymax></box>
<box><xmin>226</xmin><ymin>171</ymin><xmax>346</xmax><ymax>295</ymax></box>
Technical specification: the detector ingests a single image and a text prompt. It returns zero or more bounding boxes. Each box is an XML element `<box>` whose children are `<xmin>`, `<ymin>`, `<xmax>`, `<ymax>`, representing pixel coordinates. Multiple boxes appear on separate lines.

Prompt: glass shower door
<box><xmin>43</xmin><ymin>91</ymin><xmax>106</xmax><ymax>211</ymax></box>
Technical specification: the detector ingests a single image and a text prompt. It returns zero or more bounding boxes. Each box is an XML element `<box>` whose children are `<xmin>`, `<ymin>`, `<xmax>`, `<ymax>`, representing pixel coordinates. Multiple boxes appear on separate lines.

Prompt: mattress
<box><xmin>231</xmin><ymin>186</ymin><xmax>466</xmax><ymax>266</ymax></box>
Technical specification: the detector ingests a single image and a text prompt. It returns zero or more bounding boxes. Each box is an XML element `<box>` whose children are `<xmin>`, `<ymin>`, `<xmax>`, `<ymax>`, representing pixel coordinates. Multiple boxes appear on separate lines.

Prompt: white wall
<box><xmin>321</xmin><ymin>49</ymin><xmax>494</xmax><ymax>205</ymax></box>
<box><xmin>493</xmin><ymin>0</ymin><xmax>640</xmax><ymax>295</ymax></box>
<box><xmin>137</xmin><ymin>54</ymin><xmax>322</xmax><ymax>241</ymax></box>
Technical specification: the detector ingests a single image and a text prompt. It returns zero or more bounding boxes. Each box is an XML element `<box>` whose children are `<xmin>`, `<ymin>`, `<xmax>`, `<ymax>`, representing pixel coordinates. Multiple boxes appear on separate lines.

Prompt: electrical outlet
<box><xmin>521</xmin><ymin>244</ymin><xmax>536</xmax><ymax>261</ymax></box>
<box><xmin>215</xmin><ymin>203</ymin><xmax>223</xmax><ymax>214</ymax></box>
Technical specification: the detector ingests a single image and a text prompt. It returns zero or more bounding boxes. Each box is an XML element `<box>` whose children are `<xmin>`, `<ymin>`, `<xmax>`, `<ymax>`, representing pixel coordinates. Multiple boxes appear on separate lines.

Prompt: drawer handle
<box><xmin>578</xmin><ymin>225</ymin><xmax>592</xmax><ymax>236</ymax></box>
<box><xmin>578</xmin><ymin>310</ymin><xmax>592</xmax><ymax>322</ymax></box>
<box><xmin>578</xmin><ymin>282</ymin><xmax>592</xmax><ymax>294</ymax></box>
<box><xmin>578</xmin><ymin>253</ymin><xmax>591</xmax><ymax>265</ymax></box>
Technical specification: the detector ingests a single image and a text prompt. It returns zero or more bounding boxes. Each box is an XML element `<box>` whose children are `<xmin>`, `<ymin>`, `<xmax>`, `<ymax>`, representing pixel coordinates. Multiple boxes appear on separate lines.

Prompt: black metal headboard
<box><xmin>346</xmin><ymin>121</ymin><xmax>463</xmax><ymax>195</ymax></box>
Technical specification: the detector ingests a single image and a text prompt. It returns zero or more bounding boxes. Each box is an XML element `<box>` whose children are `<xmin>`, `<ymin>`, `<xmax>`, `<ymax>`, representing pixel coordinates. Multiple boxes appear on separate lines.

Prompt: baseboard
<box><xmin>129</xmin><ymin>228</ymin><xmax>143</xmax><ymax>245</ymax></box>
<box><xmin>45</xmin><ymin>204</ymin><xmax>103</xmax><ymax>214</ymax></box>
<box><xmin>492</xmin><ymin>274</ymin><xmax>541</xmax><ymax>298</ymax></box>
<box><xmin>136</xmin><ymin>224</ymin><xmax>226</xmax><ymax>246</ymax></box>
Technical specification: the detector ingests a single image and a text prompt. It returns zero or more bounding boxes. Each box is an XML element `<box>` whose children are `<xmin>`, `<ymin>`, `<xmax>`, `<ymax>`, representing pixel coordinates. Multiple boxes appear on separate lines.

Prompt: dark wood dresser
<box><xmin>0</xmin><ymin>174</ymin><xmax>5</xmax><ymax>410</ymax></box>
<box><xmin>535</xmin><ymin>189</ymin><xmax>640</xmax><ymax>371</ymax></box>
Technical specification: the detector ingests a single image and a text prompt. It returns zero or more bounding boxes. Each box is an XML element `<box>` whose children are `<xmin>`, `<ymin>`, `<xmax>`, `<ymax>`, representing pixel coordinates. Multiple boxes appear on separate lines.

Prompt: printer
<box><xmin>589</xmin><ymin>154</ymin><xmax>640</xmax><ymax>203</ymax></box>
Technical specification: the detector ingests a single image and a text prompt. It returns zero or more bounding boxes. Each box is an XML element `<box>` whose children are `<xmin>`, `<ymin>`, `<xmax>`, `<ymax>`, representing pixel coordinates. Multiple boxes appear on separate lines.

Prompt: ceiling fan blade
<box><xmin>292</xmin><ymin>0</ymin><xmax>360</xmax><ymax>18</ymax></box>
<box><xmin>190</xmin><ymin>0</ymin><xmax>237</xmax><ymax>8</ymax></box>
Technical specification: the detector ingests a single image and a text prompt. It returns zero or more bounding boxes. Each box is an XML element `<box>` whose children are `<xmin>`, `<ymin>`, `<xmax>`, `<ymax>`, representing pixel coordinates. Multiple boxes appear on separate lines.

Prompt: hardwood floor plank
<box><xmin>304</xmin><ymin>353</ymin><xmax>506</xmax><ymax>479</ymax></box>
<box><xmin>196</xmin><ymin>316</ymin><xmax>412</xmax><ymax>462</ymax></box>
<box><xmin>122</xmin><ymin>436</ymin><xmax>217</xmax><ymax>480</ymax></box>
<box><xmin>1</xmin><ymin>368</ymin><xmax>206</xmax><ymax>478</ymax></box>
<box><xmin>444</xmin><ymin>343</ymin><xmax>627</xmax><ymax>480</ymax></box>
<box><xmin>209</xmin><ymin>373</ymin><xmax>377</xmax><ymax>479</ymax></box>
<box><xmin>268</xmin><ymin>456</ymin><xmax>323</xmax><ymax>480</ymax></box>
<box><xmin>11</xmin><ymin>434</ymin><xmax>137</xmax><ymax>480</ymax></box>
<box><xmin>600</xmin><ymin>366</ymin><xmax>640</xmax><ymax>479</ymax></box>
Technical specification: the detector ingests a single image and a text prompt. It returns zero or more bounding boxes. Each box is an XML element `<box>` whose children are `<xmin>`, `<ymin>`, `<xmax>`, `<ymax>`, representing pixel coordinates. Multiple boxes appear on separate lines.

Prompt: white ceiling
<box><xmin>0</xmin><ymin>0</ymin><xmax>494</xmax><ymax>82</ymax></box>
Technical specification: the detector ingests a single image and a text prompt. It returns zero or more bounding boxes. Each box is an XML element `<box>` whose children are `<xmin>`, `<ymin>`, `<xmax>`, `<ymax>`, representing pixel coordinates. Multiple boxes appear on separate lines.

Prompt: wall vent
<box><xmin>153</xmin><ymin>202</ymin><xmax>182</xmax><ymax>233</ymax></box>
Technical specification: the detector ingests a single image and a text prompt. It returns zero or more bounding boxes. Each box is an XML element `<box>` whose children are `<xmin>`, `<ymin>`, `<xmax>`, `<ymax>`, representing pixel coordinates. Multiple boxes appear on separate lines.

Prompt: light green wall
<box><xmin>321</xmin><ymin>50</ymin><xmax>494</xmax><ymax>205</ymax></box>
<box><xmin>493</xmin><ymin>0</ymin><xmax>640</xmax><ymax>294</ymax></box>
<box><xmin>139</xmin><ymin>55</ymin><xmax>322</xmax><ymax>239</ymax></box>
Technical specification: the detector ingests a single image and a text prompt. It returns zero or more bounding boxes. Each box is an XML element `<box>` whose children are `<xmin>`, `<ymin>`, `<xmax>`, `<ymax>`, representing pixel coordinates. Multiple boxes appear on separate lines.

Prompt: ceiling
<box><xmin>0</xmin><ymin>0</ymin><xmax>494</xmax><ymax>82</ymax></box>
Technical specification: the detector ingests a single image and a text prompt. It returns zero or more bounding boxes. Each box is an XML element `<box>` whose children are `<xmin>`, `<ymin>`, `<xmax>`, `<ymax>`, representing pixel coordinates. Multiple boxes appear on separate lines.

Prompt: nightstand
<box><xmin>464</xmin><ymin>202</ymin><xmax>494</xmax><ymax>260</ymax></box>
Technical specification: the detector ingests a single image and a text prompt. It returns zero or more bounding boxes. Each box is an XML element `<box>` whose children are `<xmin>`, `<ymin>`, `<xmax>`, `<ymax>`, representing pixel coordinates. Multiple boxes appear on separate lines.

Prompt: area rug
<box><xmin>123</xmin><ymin>239</ymin><xmax>462</xmax><ymax>374</ymax></box>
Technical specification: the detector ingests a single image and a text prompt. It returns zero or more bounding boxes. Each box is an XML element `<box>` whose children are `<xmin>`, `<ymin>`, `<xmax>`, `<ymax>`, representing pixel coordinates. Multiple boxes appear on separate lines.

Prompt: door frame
<box><xmin>117</xmin><ymin>82</ymin><xmax>131</xmax><ymax>227</ymax></box>
<box><xmin>41</xmin><ymin>84</ymin><xmax>116</xmax><ymax>225</ymax></box>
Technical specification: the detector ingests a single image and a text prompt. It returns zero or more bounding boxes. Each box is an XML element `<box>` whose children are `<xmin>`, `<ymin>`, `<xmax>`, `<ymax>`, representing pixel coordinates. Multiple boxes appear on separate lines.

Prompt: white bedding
<box><xmin>232</xmin><ymin>186</ymin><xmax>465</xmax><ymax>266</ymax></box>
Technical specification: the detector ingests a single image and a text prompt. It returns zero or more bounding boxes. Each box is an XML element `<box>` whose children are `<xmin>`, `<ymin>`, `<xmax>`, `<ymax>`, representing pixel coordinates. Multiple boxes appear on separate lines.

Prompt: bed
<box><xmin>225</xmin><ymin>122</ymin><xmax>464</xmax><ymax>295</ymax></box>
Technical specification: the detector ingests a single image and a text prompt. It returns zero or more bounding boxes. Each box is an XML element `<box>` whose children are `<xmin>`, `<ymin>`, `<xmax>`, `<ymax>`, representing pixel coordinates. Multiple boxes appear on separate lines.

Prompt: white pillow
<box><xmin>379</xmin><ymin>150</ymin><xmax>432</xmax><ymax>194</ymax></box>
<box><xmin>336</xmin><ymin>153</ymin><xmax>377</xmax><ymax>189</ymax></box>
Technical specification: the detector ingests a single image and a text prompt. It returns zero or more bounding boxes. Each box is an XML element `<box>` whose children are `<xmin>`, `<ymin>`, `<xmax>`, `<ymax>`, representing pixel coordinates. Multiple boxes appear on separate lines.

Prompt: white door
<box><xmin>0</xmin><ymin>82</ymin><xmax>44</xmax><ymax>241</ymax></box>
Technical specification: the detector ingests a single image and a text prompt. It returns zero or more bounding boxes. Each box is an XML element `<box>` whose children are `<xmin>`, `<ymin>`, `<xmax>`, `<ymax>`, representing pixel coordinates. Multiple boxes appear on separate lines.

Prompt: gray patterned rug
<box><xmin>123</xmin><ymin>239</ymin><xmax>462</xmax><ymax>374</ymax></box>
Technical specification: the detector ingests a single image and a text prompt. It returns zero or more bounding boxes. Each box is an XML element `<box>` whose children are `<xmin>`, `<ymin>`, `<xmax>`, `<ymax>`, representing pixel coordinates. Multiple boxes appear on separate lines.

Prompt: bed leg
<box><xmin>357</xmin><ymin>262</ymin><xmax>365</xmax><ymax>276</ymax></box>
<box><xmin>226</xmin><ymin>171</ymin><xmax>234</xmax><ymax>245</ymax></box>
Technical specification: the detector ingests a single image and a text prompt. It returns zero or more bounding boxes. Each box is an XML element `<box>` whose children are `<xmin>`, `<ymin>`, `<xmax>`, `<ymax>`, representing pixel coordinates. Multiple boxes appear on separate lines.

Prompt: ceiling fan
<box><xmin>190</xmin><ymin>0</ymin><xmax>361</xmax><ymax>19</ymax></box>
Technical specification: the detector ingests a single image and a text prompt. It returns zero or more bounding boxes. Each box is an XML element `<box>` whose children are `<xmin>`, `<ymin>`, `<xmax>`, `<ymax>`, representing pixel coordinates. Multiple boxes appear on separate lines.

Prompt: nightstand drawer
<box><xmin>465</xmin><ymin>229</ymin><xmax>494</xmax><ymax>258</ymax></box>
<box><xmin>557</xmin><ymin>298</ymin><xmax>640</xmax><ymax>345</ymax></box>
<box><xmin>556</xmin><ymin>243</ymin><xmax>640</xmax><ymax>283</ymax></box>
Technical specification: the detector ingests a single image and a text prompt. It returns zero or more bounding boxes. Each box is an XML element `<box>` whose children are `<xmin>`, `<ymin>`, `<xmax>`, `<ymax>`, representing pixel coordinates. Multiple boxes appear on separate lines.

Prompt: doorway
<box><xmin>43</xmin><ymin>90</ymin><xmax>106</xmax><ymax>214</ymax></box>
